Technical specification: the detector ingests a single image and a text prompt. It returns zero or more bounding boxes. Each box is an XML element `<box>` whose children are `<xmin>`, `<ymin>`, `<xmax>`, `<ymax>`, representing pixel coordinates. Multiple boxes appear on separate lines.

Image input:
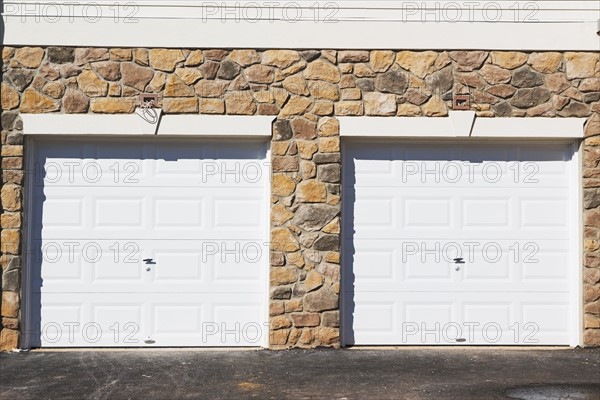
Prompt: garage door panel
<box><xmin>344</xmin><ymin>141</ymin><xmax>576</xmax><ymax>346</ymax></box>
<box><xmin>30</xmin><ymin>139</ymin><xmax>268</xmax><ymax>347</ymax></box>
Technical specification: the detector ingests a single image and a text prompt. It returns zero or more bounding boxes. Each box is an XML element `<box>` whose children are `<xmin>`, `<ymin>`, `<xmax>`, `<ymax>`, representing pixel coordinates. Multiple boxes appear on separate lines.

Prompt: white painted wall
<box><xmin>2</xmin><ymin>1</ymin><xmax>599</xmax><ymax>50</ymax></box>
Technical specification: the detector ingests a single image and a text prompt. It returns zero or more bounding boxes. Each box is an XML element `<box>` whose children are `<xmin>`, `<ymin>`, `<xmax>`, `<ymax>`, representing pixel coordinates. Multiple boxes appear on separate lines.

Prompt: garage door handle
<box><xmin>453</xmin><ymin>258</ymin><xmax>465</xmax><ymax>264</ymax></box>
<box><xmin>143</xmin><ymin>258</ymin><xmax>156</xmax><ymax>265</ymax></box>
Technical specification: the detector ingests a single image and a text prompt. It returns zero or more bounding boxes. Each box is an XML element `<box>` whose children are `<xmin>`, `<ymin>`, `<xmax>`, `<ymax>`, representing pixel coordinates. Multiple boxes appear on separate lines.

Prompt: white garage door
<box><xmin>342</xmin><ymin>141</ymin><xmax>578</xmax><ymax>346</ymax></box>
<box><xmin>27</xmin><ymin>139</ymin><xmax>269</xmax><ymax>347</ymax></box>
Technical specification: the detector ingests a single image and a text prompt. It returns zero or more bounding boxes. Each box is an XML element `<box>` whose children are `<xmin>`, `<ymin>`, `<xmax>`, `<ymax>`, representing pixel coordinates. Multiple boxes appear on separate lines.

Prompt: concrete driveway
<box><xmin>0</xmin><ymin>348</ymin><xmax>599</xmax><ymax>399</ymax></box>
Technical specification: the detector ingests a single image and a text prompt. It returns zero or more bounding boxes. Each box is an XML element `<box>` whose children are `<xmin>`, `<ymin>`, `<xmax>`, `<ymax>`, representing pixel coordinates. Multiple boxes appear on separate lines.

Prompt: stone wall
<box><xmin>1</xmin><ymin>47</ymin><xmax>599</xmax><ymax>350</ymax></box>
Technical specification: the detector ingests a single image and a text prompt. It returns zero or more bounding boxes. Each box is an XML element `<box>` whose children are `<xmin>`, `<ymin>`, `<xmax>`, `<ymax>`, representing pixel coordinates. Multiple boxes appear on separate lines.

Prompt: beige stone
<box><xmin>162</xmin><ymin>97</ymin><xmax>199</xmax><ymax>113</ymax></box>
<box><xmin>396</xmin><ymin>51</ymin><xmax>438</xmax><ymax>78</ymax></box>
<box><xmin>307</xmin><ymin>81</ymin><xmax>339</xmax><ymax>101</ymax></box>
<box><xmin>77</xmin><ymin>70</ymin><xmax>108</xmax><ymax>97</ymax></box>
<box><xmin>313</xmin><ymin>101</ymin><xmax>334</xmax><ymax>116</ymax></box>
<box><xmin>271</xmin><ymin>142</ymin><xmax>289</xmax><ymax>156</ymax></box>
<box><xmin>272</xmin><ymin>156</ymin><xmax>299</xmax><ymax>172</ymax></box>
<box><xmin>93</xmin><ymin>61</ymin><xmax>121</xmax><ymax>81</ymax></box>
<box><xmin>282</xmin><ymin>60</ymin><xmax>307</xmax><ymax>76</ymax></box>
<box><xmin>490</xmin><ymin>51</ymin><xmax>528</xmax><ymax>69</ymax></box>
<box><xmin>528</xmin><ymin>52</ymin><xmax>562</xmax><ymax>73</ymax></box>
<box><xmin>149</xmin><ymin>49</ymin><xmax>185</xmax><ymax>72</ymax></box>
<box><xmin>315</xmin><ymin>327</ymin><xmax>339</xmax><ymax>346</ymax></box>
<box><xmin>297</xmin><ymin>180</ymin><xmax>327</xmax><ymax>203</ymax></box>
<box><xmin>75</xmin><ymin>48</ymin><xmax>109</xmax><ymax>65</ymax></box>
<box><xmin>63</xmin><ymin>89</ymin><xmax>89</xmax><ymax>113</ymax></box>
<box><xmin>2</xmin><ymin>46</ymin><xmax>15</xmax><ymax>62</ymax></box>
<box><xmin>1</xmin><ymin>83</ymin><xmax>20</xmax><ymax>110</ymax></box>
<box><xmin>270</xmin><ymin>328</ymin><xmax>290</xmax><ymax>346</ymax></box>
<box><xmin>185</xmin><ymin>50</ymin><xmax>204</xmax><ymax>66</ymax></box>
<box><xmin>42</xmin><ymin>81</ymin><xmax>66</xmax><ymax>99</ymax></box>
<box><xmin>334</xmin><ymin>101</ymin><xmax>363</xmax><ymax>116</ymax></box>
<box><xmin>90</xmin><ymin>98</ymin><xmax>136</xmax><ymax>113</ymax></box>
<box><xmin>320</xmin><ymin>137</ymin><xmax>340</xmax><ymax>153</ymax></box>
<box><xmin>0</xmin><ymin>213</ymin><xmax>21</xmax><ymax>229</ymax></box>
<box><xmin>272</xmin><ymin>174</ymin><xmax>296</xmax><ymax>196</ymax></box>
<box><xmin>297</xmin><ymin>140</ymin><xmax>319</xmax><ymax>160</ymax></box>
<box><xmin>14</xmin><ymin>47</ymin><xmax>45</xmax><ymax>68</ymax></box>
<box><xmin>1</xmin><ymin>184</ymin><xmax>21</xmax><ymax>212</ymax></box>
<box><xmin>545</xmin><ymin>73</ymin><xmax>570</xmax><ymax>93</ymax></box>
<box><xmin>108</xmin><ymin>82</ymin><xmax>121</xmax><ymax>97</ymax></box>
<box><xmin>422</xmin><ymin>96</ymin><xmax>448</xmax><ymax>116</ymax></box>
<box><xmin>225</xmin><ymin>91</ymin><xmax>256</xmax><ymax>115</ymax></box>
<box><xmin>20</xmin><ymin>89</ymin><xmax>60</xmax><ymax>113</ymax></box>
<box><xmin>325</xmin><ymin>252</ymin><xmax>340</xmax><ymax>264</ymax></box>
<box><xmin>317</xmin><ymin>117</ymin><xmax>339</xmax><ymax>137</ymax></box>
<box><xmin>280</xmin><ymin>96</ymin><xmax>312</xmax><ymax>118</ymax></box>
<box><xmin>370</xmin><ymin>50</ymin><xmax>395</xmax><ymax>72</ymax></box>
<box><xmin>121</xmin><ymin>63</ymin><xmax>154</xmax><ymax>91</ymax></box>
<box><xmin>195</xmin><ymin>80</ymin><xmax>229</xmax><ymax>98</ymax></box>
<box><xmin>245</xmin><ymin>64</ymin><xmax>275</xmax><ymax>84</ymax></box>
<box><xmin>110</xmin><ymin>48</ymin><xmax>132</xmax><ymax>61</ymax></box>
<box><xmin>270</xmin><ymin>301</ymin><xmax>285</xmax><ymax>316</ymax></box>
<box><xmin>1</xmin><ymin>146</ymin><xmax>23</xmax><ymax>157</ymax></box>
<box><xmin>322</xmin><ymin>217</ymin><xmax>340</xmax><ymax>234</ymax></box>
<box><xmin>285</xmin><ymin>299</ymin><xmax>303</xmax><ymax>313</ymax></box>
<box><xmin>286</xmin><ymin>252</ymin><xmax>305</xmax><ymax>268</ymax></box>
<box><xmin>0</xmin><ymin>329</ymin><xmax>19</xmax><ymax>351</ymax></box>
<box><xmin>364</xmin><ymin>92</ymin><xmax>397</xmax><ymax>116</ymax></box>
<box><xmin>341</xmin><ymin>88</ymin><xmax>361</xmax><ymax>101</ymax></box>
<box><xmin>271</xmin><ymin>315</ymin><xmax>293</xmax><ymax>330</ymax></box>
<box><xmin>585</xmin><ymin>314</ymin><xmax>600</xmax><ymax>329</ymax></box>
<box><xmin>283</xmin><ymin>75</ymin><xmax>310</xmax><ymax>96</ymax></box>
<box><xmin>271</xmin><ymin>267</ymin><xmax>298</xmax><ymax>286</ymax></box>
<box><xmin>164</xmin><ymin>74</ymin><xmax>195</xmax><ymax>97</ymax></box>
<box><xmin>175</xmin><ymin>68</ymin><xmax>203</xmax><ymax>85</ymax></box>
<box><xmin>262</xmin><ymin>50</ymin><xmax>301</xmax><ymax>69</ymax></box>
<box><xmin>253</xmin><ymin>90</ymin><xmax>274</xmax><ymax>103</ymax></box>
<box><xmin>565</xmin><ymin>52</ymin><xmax>599</xmax><ymax>79</ymax></box>
<box><xmin>271</xmin><ymin>204</ymin><xmax>294</xmax><ymax>226</ymax></box>
<box><xmin>271</xmin><ymin>228</ymin><xmax>300</xmax><ymax>252</ymax></box>
<box><xmin>300</xmin><ymin>161</ymin><xmax>317</xmax><ymax>179</ymax></box>
<box><xmin>339</xmin><ymin>64</ymin><xmax>353</xmax><ymax>74</ymax></box>
<box><xmin>304</xmin><ymin>60</ymin><xmax>341</xmax><ymax>83</ymax></box>
<box><xmin>228</xmin><ymin>50</ymin><xmax>260</xmax><ymax>66</ymax></box>
<box><xmin>200</xmin><ymin>98</ymin><xmax>225</xmax><ymax>114</ymax></box>
<box><xmin>479</xmin><ymin>64</ymin><xmax>511</xmax><ymax>84</ymax></box>
<box><xmin>133</xmin><ymin>49</ymin><xmax>149</xmax><ymax>65</ymax></box>
<box><xmin>354</xmin><ymin>63</ymin><xmax>376</xmax><ymax>78</ymax></box>
<box><xmin>1</xmin><ymin>229</ymin><xmax>20</xmax><ymax>254</ymax></box>
<box><xmin>291</xmin><ymin>313</ymin><xmax>321</xmax><ymax>328</ymax></box>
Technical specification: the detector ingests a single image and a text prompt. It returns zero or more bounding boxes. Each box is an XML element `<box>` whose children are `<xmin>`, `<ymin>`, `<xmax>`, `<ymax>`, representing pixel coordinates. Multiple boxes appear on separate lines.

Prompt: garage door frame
<box><xmin>20</xmin><ymin>114</ymin><xmax>274</xmax><ymax>349</ymax></box>
<box><xmin>339</xmin><ymin>115</ymin><xmax>585</xmax><ymax>347</ymax></box>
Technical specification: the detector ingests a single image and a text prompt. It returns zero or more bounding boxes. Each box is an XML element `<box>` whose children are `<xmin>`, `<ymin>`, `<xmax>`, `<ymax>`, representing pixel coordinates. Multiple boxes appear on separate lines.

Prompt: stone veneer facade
<box><xmin>1</xmin><ymin>47</ymin><xmax>599</xmax><ymax>350</ymax></box>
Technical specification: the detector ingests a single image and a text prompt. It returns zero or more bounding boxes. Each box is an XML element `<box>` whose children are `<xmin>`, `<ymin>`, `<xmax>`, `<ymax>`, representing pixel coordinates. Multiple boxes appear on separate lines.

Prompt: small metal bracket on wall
<box><xmin>137</xmin><ymin>93</ymin><xmax>162</xmax><ymax>126</ymax></box>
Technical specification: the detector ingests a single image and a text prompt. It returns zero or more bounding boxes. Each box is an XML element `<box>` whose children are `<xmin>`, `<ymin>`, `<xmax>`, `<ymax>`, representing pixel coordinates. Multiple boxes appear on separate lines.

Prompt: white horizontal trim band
<box><xmin>22</xmin><ymin>112</ymin><xmax>275</xmax><ymax>137</ymax></box>
<box><xmin>339</xmin><ymin>113</ymin><xmax>586</xmax><ymax>138</ymax></box>
<box><xmin>3</xmin><ymin>19</ymin><xmax>598</xmax><ymax>50</ymax></box>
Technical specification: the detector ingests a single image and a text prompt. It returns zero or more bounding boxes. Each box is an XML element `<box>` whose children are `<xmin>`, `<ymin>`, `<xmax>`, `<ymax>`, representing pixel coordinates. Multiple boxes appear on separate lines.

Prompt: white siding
<box><xmin>2</xmin><ymin>1</ymin><xmax>600</xmax><ymax>49</ymax></box>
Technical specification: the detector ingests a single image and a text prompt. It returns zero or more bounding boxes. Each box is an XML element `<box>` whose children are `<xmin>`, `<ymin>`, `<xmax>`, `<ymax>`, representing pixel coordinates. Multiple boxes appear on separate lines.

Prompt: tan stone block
<box><xmin>339</xmin><ymin>64</ymin><xmax>353</xmax><ymax>74</ymax></box>
<box><xmin>364</xmin><ymin>92</ymin><xmax>397</xmax><ymax>116</ymax></box>
<box><xmin>285</xmin><ymin>298</ymin><xmax>303</xmax><ymax>313</ymax></box>
<box><xmin>271</xmin><ymin>204</ymin><xmax>293</xmax><ymax>226</ymax></box>
<box><xmin>2</xmin><ymin>157</ymin><xmax>23</xmax><ymax>170</ymax></box>
<box><xmin>270</xmin><ymin>328</ymin><xmax>290</xmax><ymax>346</ymax></box>
<box><xmin>0</xmin><ymin>329</ymin><xmax>19</xmax><ymax>351</ymax></box>
<box><xmin>271</xmin><ymin>228</ymin><xmax>300</xmax><ymax>252</ymax></box>
<box><xmin>580</xmin><ymin>78</ymin><xmax>600</xmax><ymax>93</ymax></box>
<box><xmin>304</xmin><ymin>59</ymin><xmax>340</xmax><ymax>83</ymax></box>
<box><xmin>110</xmin><ymin>48</ymin><xmax>132</xmax><ymax>61</ymax></box>
<box><xmin>252</xmin><ymin>90</ymin><xmax>274</xmax><ymax>103</ymax></box>
<box><xmin>565</xmin><ymin>52</ymin><xmax>599</xmax><ymax>79</ymax></box>
<box><xmin>42</xmin><ymin>81</ymin><xmax>66</xmax><ymax>99</ymax></box>
<box><xmin>313</xmin><ymin>101</ymin><xmax>334</xmax><ymax>116</ymax></box>
<box><xmin>272</xmin><ymin>174</ymin><xmax>296</xmax><ymax>196</ymax></box>
<box><xmin>1</xmin><ymin>291</ymin><xmax>20</xmax><ymax>318</ymax></box>
<box><xmin>479</xmin><ymin>64</ymin><xmax>512</xmax><ymax>84</ymax></box>
<box><xmin>1</xmin><ymin>145</ymin><xmax>23</xmax><ymax>157</ymax></box>
<box><xmin>334</xmin><ymin>101</ymin><xmax>363</xmax><ymax>116</ymax></box>
<box><xmin>228</xmin><ymin>50</ymin><xmax>259</xmax><ymax>66</ymax></box>
<box><xmin>162</xmin><ymin>97</ymin><xmax>199</xmax><ymax>113</ymax></box>
<box><xmin>317</xmin><ymin>117</ymin><xmax>339</xmax><ymax>137</ymax></box>
<box><xmin>322</xmin><ymin>217</ymin><xmax>340</xmax><ymax>234</ymax></box>
<box><xmin>122</xmin><ymin>63</ymin><xmax>155</xmax><ymax>91</ymax></box>
<box><xmin>584</xmin><ymin>284</ymin><xmax>600</xmax><ymax>302</ymax></box>
<box><xmin>245</xmin><ymin>64</ymin><xmax>275</xmax><ymax>84</ymax></box>
<box><xmin>272</xmin><ymin>156</ymin><xmax>299</xmax><ymax>172</ymax></box>
<box><xmin>307</xmin><ymin>81</ymin><xmax>339</xmax><ymax>101</ymax></box>
<box><xmin>354</xmin><ymin>63</ymin><xmax>376</xmax><ymax>78</ymax></box>
<box><xmin>20</xmin><ymin>89</ymin><xmax>60</xmax><ymax>113</ymax></box>
<box><xmin>1</xmin><ymin>83</ymin><xmax>20</xmax><ymax>110</ymax></box>
<box><xmin>297</xmin><ymin>180</ymin><xmax>327</xmax><ymax>203</ymax></box>
<box><xmin>2</xmin><ymin>47</ymin><xmax>15</xmax><ymax>63</ymax></box>
<box><xmin>271</xmin><ymin>142</ymin><xmax>289</xmax><ymax>156</ymax></box>
<box><xmin>291</xmin><ymin>313</ymin><xmax>320</xmax><ymax>327</ymax></box>
<box><xmin>584</xmin><ymin>328</ymin><xmax>600</xmax><ymax>346</ymax></box>
<box><xmin>2</xmin><ymin>317</ymin><xmax>19</xmax><ymax>330</ymax></box>
<box><xmin>422</xmin><ymin>96</ymin><xmax>448</xmax><ymax>116</ymax></box>
<box><xmin>1</xmin><ymin>184</ymin><xmax>21</xmax><ymax>212</ymax></box>
<box><xmin>225</xmin><ymin>91</ymin><xmax>256</xmax><ymax>115</ymax></box>
<box><xmin>164</xmin><ymin>74</ymin><xmax>195</xmax><ymax>97</ymax></box>
<box><xmin>396</xmin><ymin>51</ymin><xmax>438</xmax><ymax>78</ymax></box>
<box><xmin>108</xmin><ymin>82</ymin><xmax>121</xmax><ymax>97</ymax></box>
<box><xmin>282</xmin><ymin>60</ymin><xmax>307</xmax><ymax>76</ymax></box>
<box><xmin>283</xmin><ymin>75</ymin><xmax>309</xmax><ymax>96</ymax></box>
<box><xmin>528</xmin><ymin>52</ymin><xmax>562</xmax><ymax>73</ymax></box>
<box><xmin>271</xmin><ymin>267</ymin><xmax>298</xmax><ymax>286</ymax></box>
<box><xmin>305</xmin><ymin>270</ymin><xmax>324</xmax><ymax>292</ymax></box>
<box><xmin>149</xmin><ymin>49</ymin><xmax>185</xmax><ymax>72</ymax></box>
<box><xmin>315</xmin><ymin>327</ymin><xmax>339</xmax><ymax>346</ymax></box>
<box><xmin>0</xmin><ymin>229</ymin><xmax>20</xmax><ymax>254</ymax></box>
<box><xmin>280</xmin><ymin>96</ymin><xmax>312</xmax><ymax>118</ymax></box>
<box><xmin>1</xmin><ymin>213</ymin><xmax>21</xmax><ymax>229</ymax></box>
<box><xmin>76</xmin><ymin>69</ymin><xmax>108</xmax><ymax>97</ymax></box>
<box><xmin>90</xmin><ymin>98</ymin><xmax>136</xmax><ymax>113</ymax></box>
<box><xmin>270</xmin><ymin>301</ymin><xmax>285</xmax><ymax>316</ymax></box>
<box><xmin>297</xmin><ymin>141</ymin><xmax>318</xmax><ymax>160</ymax></box>
<box><xmin>185</xmin><ymin>50</ymin><xmax>204</xmax><ymax>66</ymax></box>
<box><xmin>371</xmin><ymin>50</ymin><xmax>395</xmax><ymax>72</ymax></box>
<box><xmin>271</xmin><ymin>315</ymin><xmax>292</xmax><ymax>330</ymax></box>
<box><xmin>15</xmin><ymin>47</ymin><xmax>44</xmax><ymax>68</ymax></box>
<box><xmin>341</xmin><ymin>88</ymin><xmax>361</xmax><ymax>101</ymax></box>
<box><xmin>300</xmin><ymin>161</ymin><xmax>317</xmax><ymax>179</ymax></box>
<box><xmin>319</xmin><ymin>137</ymin><xmax>340</xmax><ymax>153</ymax></box>
<box><xmin>490</xmin><ymin>51</ymin><xmax>528</xmax><ymax>69</ymax></box>
<box><xmin>175</xmin><ymin>68</ymin><xmax>203</xmax><ymax>85</ymax></box>
<box><xmin>324</xmin><ymin>252</ymin><xmax>340</xmax><ymax>264</ymax></box>
<box><xmin>585</xmin><ymin>314</ymin><xmax>600</xmax><ymax>329</ymax></box>
<box><xmin>133</xmin><ymin>49</ymin><xmax>149</xmax><ymax>65</ymax></box>
<box><xmin>262</xmin><ymin>50</ymin><xmax>301</xmax><ymax>69</ymax></box>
